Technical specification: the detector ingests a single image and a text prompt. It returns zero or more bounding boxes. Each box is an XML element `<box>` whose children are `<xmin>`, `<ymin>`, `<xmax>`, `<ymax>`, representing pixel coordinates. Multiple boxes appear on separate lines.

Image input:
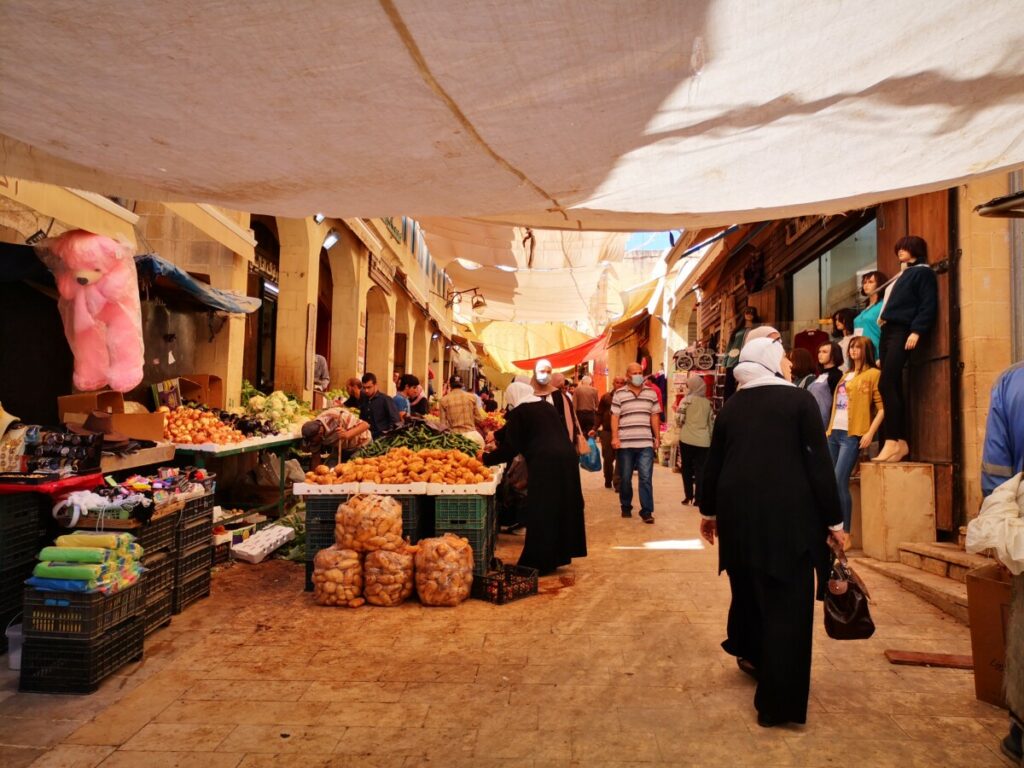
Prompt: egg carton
<box><xmin>230</xmin><ymin>524</ymin><xmax>296</xmax><ymax>564</ymax></box>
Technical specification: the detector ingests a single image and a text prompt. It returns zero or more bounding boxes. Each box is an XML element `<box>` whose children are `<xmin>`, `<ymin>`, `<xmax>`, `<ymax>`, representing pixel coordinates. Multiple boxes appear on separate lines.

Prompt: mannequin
<box><xmin>853</xmin><ymin>270</ymin><xmax>888</xmax><ymax>363</ymax></box>
<box><xmin>874</xmin><ymin>236</ymin><xmax>938</xmax><ymax>463</ymax></box>
<box><xmin>723</xmin><ymin>306</ymin><xmax>760</xmax><ymax>398</ymax></box>
<box><xmin>831</xmin><ymin>308</ymin><xmax>857</xmax><ymax>371</ymax></box>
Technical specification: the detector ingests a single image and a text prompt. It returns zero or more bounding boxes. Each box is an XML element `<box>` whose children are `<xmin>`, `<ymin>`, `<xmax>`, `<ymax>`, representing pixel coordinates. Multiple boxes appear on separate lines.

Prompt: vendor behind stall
<box><xmin>300</xmin><ymin>408</ymin><xmax>371</xmax><ymax>468</ymax></box>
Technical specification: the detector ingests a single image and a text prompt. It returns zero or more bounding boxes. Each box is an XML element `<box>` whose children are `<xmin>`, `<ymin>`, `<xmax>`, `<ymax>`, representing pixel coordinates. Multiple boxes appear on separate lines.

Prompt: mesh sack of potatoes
<box><xmin>363</xmin><ymin>548</ymin><xmax>415</xmax><ymax>607</ymax></box>
<box><xmin>334</xmin><ymin>493</ymin><xmax>404</xmax><ymax>552</ymax></box>
<box><xmin>312</xmin><ymin>546</ymin><xmax>364</xmax><ymax>607</ymax></box>
<box><xmin>414</xmin><ymin>534</ymin><xmax>474</xmax><ymax>607</ymax></box>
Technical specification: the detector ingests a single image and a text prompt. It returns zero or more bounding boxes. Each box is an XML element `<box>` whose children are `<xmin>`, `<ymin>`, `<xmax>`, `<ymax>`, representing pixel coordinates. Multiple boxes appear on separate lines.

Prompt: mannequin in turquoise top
<box><xmin>853</xmin><ymin>270</ymin><xmax>887</xmax><ymax>363</ymax></box>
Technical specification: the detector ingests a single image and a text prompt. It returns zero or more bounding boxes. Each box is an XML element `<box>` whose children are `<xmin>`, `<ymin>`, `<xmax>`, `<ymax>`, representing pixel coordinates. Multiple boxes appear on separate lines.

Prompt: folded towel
<box><xmin>25</xmin><ymin>576</ymin><xmax>104</xmax><ymax>593</ymax></box>
<box><xmin>55</xmin><ymin>533</ymin><xmax>135</xmax><ymax>552</ymax></box>
<box><xmin>38</xmin><ymin>546</ymin><xmax>113</xmax><ymax>564</ymax></box>
<box><xmin>33</xmin><ymin>562</ymin><xmax>114</xmax><ymax>581</ymax></box>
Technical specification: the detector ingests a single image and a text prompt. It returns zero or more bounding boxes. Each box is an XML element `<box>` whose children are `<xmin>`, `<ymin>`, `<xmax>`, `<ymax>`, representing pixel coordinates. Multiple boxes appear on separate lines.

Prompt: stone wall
<box><xmin>956</xmin><ymin>174</ymin><xmax>1015</xmax><ymax>518</ymax></box>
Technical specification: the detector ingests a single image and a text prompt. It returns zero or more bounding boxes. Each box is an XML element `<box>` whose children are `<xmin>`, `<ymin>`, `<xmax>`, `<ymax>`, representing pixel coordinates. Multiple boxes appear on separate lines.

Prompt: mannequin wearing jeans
<box><xmin>875</xmin><ymin>236</ymin><xmax>937</xmax><ymax>462</ymax></box>
<box><xmin>826</xmin><ymin>337</ymin><xmax>884</xmax><ymax>532</ymax></box>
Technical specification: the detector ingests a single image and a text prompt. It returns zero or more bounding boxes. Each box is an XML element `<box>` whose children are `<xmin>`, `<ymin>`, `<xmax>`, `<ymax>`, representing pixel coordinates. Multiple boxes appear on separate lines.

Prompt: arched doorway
<box><xmin>412</xmin><ymin>316</ymin><xmax>427</xmax><ymax>387</ymax></box>
<box><xmin>316</xmin><ymin>248</ymin><xmax>333</xmax><ymax>364</ymax></box>
<box><xmin>365</xmin><ymin>286</ymin><xmax>390</xmax><ymax>380</ymax></box>
<box><xmin>245</xmin><ymin>215</ymin><xmax>280</xmax><ymax>393</ymax></box>
<box><xmin>392</xmin><ymin>296</ymin><xmax>410</xmax><ymax>392</ymax></box>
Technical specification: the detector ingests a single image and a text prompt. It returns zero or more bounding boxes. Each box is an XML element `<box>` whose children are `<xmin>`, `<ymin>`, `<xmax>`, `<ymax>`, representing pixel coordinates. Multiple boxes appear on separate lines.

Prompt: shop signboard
<box><xmin>369</xmin><ymin>252</ymin><xmax>395</xmax><ymax>294</ymax></box>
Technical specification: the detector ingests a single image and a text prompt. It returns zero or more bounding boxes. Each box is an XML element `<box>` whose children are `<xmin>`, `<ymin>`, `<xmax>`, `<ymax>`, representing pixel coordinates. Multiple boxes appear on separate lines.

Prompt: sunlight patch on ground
<box><xmin>611</xmin><ymin>538</ymin><xmax>705</xmax><ymax>551</ymax></box>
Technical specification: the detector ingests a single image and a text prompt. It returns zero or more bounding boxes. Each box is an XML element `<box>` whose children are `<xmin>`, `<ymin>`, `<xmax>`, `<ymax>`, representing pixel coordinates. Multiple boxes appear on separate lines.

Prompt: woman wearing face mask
<box><xmin>533</xmin><ymin>361</ymin><xmax>584</xmax><ymax>448</ymax></box>
<box><xmin>677</xmin><ymin>374</ymin><xmax>714</xmax><ymax>507</ymax></box>
<box><xmin>826</xmin><ymin>336</ymin><xmax>884</xmax><ymax>533</ymax></box>
<box><xmin>482</xmin><ymin>360</ymin><xmax>587</xmax><ymax>574</ymax></box>
<box><xmin>700</xmin><ymin>337</ymin><xmax>845</xmax><ymax>729</ymax></box>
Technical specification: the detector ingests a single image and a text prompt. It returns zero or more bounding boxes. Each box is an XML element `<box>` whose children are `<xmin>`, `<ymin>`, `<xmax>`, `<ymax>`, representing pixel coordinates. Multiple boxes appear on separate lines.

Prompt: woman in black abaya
<box><xmin>699</xmin><ymin>337</ymin><xmax>846</xmax><ymax>728</ymax></box>
<box><xmin>483</xmin><ymin>364</ymin><xmax>587</xmax><ymax>574</ymax></box>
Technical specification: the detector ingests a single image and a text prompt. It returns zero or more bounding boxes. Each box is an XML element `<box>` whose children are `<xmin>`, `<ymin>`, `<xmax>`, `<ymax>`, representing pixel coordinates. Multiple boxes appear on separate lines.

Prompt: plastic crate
<box><xmin>212</xmin><ymin>542</ymin><xmax>230</xmax><ymax>565</ymax></box>
<box><xmin>22</xmin><ymin>582</ymin><xmax>144</xmax><ymax>639</ymax></box>
<box><xmin>175</xmin><ymin>543</ymin><xmax>211</xmax><ymax>584</ymax></box>
<box><xmin>143</xmin><ymin>589</ymin><xmax>172</xmax><ymax>636</ymax></box>
<box><xmin>176</xmin><ymin>514</ymin><xmax>213</xmax><ymax>550</ymax></box>
<box><xmin>304</xmin><ymin>560</ymin><xmax>314</xmax><ymax>593</ymax></box>
<box><xmin>305</xmin><ymin>518</ymin><xmax>336</xmax><ymax>562</ymax></box>
<box><xmin>141</xmin><ymin>551</ymin><xmax>175</xmax><ymax>599</ymax></box>
<box><xmin>172</xmin><ymin>568</ymin><xmax>210</xmax><ymax>614</ymax></box>
<box><xmin>434</xmin><ymin>496</ymin><xmax>490</xmax><ymax>529</ymax></box>
<box><xmin>304</xmin><ymin>495</ymin><xmax>348</xmax><ymax>524</ymax></box>
<box><xmin>134</xmin><ymin>511</ymin><xmax>178</xmax><ymax>554</ymax></box>
<box><xmin>472</xmin><ymin>564</ymin><xmax>539</xmax><ymax>604</ymax></box>
<box><xmin>0</xmin><ymin>493</ymin><xmax>42</xmax><ymax>571</ymax></box>
<box><xmin>181</xmin><ymin>493</ymin><xmax>215</xmax><ymax>525</ymax></box>
<box><xmin>19</xmin><ymin>616</ymin><xmax>144</xmax><ymax>694</ymax></box>
<box><xmin>0</xmin><ymin>561</ymin><xmax>33</xmax><ymax>615</ymax></box>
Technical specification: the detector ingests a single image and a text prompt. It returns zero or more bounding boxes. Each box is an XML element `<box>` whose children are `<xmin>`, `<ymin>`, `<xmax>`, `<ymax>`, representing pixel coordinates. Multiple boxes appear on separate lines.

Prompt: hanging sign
<box><xmin>369</xmin><ymin>253</ymin><xmax>395</xmax><ymax>294</ymax></box>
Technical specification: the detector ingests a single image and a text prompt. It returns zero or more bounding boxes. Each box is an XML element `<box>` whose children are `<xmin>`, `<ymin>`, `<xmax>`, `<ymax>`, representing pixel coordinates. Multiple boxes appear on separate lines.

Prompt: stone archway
<box><xmin>412</xmin><ymin>316</ymin><xmax>428</xmax><ymax>387</ymax></box>
<box><xmin>365</xmin><ymin>286</ymin><xmax>390</xmax><ymax>382</ymax></box>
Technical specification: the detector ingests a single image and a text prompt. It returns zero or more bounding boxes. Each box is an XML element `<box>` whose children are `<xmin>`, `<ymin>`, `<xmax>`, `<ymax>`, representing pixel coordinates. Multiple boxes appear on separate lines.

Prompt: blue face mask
<box><xmin>630</xmin><ymin>375</ymin><xmax>644</xmax><ymax>387</ymax></box>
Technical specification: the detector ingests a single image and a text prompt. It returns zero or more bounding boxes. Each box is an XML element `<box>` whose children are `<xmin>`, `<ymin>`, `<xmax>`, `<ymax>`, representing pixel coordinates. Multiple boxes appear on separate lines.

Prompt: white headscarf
<box><xmin>684</xmin><ymin>374</ymin><xmax>707</xmax><ymax>402</ymax></box>
<box><xmin>505</xmin><ymin>381</ymin><xmax>538</xmax><ymax>409</ymax></box>
<box><xmin>745</xmin><ymin>325</ymin><xmax>781</xmax><ymax>344</ymax></box>
<box><xmin>733</xmin><ymin>337</ymin><xmax>794</xmax><ymax>390</ymax></box>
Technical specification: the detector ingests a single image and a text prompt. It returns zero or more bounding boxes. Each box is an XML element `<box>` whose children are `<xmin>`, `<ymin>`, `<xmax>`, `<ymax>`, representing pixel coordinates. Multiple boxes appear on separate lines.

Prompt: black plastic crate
<box><xmin>134</xmin><ymin>511</ymin><xmax>178</xmax><ymax>554</ymax></box>
<box><xmin>23</xmin><ymin>582</ymin><xmax>143</xmax><ymax>639</ymax></box>
<box><xmin>175</xmin><ymin>543</ymin><xmax>211</xmax><ymax>584</ymax></box>
<box><xmin>434</xmin><ymin>496</ymin><xmax>491</xmax><ymax>529</ymax></box>
<box><xmin>141</xmin><ymin>551</ymin><xmax>175</xmax><ymax>599</ymax></box>
<box><xmin>304</xmin><ymin>518</ymin><xmax>336</xmax><ymax>562</ymax></box>
<box><xmin>172</xmin><ymin>568</ymin><xmax>210</xmax><ymax>615</ymax></box>
<box><xmin>0</xmin><ymin>493</ymin><xmax>43</xmax><ymax>572</ymax></box>
<box><xmin>304</xmin><ymin>560</ymin><xmax>314</xmax><ymax>592</ymax></box>
<box><xmin>181</xmin><ymin>493</ymin><xmax>215</xmax><ymax>525</ymax></box>
<box><xmin>304</xmin><ymin>495</ymin><xmax>348</xmax><ymax>524</ymax></box>
<box><xmin>143</xmin><ymin>589</ymin><xmax>172</xmax><ymax>636</ymax></box>
<box><xmin>20</xmin><ymin>616</ymin><xmax>144</xmax><ymax>694</ymax></box>
<box><xmin>176</xmin><ymin>514</ymin><xmax>212</xmax><ymax>551</ymax></box>
<box><xmin>472</xmin><ymin>563</ymin><xmax>539</xmax><ymax>604</ymax></box>
<box><xmin>212</xmin><ymin>542</ymin><xmax>230</xmax><ymax>566</ymax></box>
<box><xmin>0</xmin><ymin>561</ymin><xmax>33</xmax><ymax>616</ymax></box>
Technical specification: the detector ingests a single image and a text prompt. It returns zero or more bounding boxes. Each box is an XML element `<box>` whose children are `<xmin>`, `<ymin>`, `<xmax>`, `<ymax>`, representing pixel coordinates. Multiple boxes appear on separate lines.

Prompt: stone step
<box><xmin>852</xmin><ymin>557</ymin><xmax>969</xmax><ymax>624</ymax></box>
<box><xmin>897</xmin><ymin>541</ymin><xmax>992</xmax><ymax>583</ymax></box>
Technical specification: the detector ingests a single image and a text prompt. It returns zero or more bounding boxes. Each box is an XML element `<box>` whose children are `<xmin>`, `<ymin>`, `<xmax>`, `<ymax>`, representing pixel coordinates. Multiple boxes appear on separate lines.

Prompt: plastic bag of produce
<box><xmin>334</xmin><ymin>494</ymin><xmax>404</xmax><ymax>552</ymax></box>
<box><xmin>414</xmin><ymin>534</ymin><xmax>473</xmax><ymax>606</ymax></box>
<box><xmin>312</xmin><ymin>546</ymin><xmax>364</xmax><ymax>607</ymax></box>
<box><xmin>363</xmin><ymin>549</ymin><xmax>415</xmax><ymax>606</ymax></box>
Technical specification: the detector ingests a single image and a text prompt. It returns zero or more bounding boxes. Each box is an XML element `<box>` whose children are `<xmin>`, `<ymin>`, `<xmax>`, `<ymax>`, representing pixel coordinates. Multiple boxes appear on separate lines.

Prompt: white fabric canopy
<box><xmin>2</xmin><ymin>1</ymin><xmax>1023</xmax><ymax>230</ymax></box>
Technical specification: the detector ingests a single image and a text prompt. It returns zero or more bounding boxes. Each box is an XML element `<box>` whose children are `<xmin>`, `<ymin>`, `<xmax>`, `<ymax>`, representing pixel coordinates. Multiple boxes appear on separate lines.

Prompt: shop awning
<box><xmin>511</xmin><ymin>332</ymin><xmax>608</xmax><ymax>371</ymax></box>
<box><xmin>135</xmin><ymin>254</ymin><xmax>261</xmax><ymax>314</ymax></box>
<box><xmin>3</xmin><ymin>3</ymin><xmax>1022</xmax><ymax>230</ymax></box>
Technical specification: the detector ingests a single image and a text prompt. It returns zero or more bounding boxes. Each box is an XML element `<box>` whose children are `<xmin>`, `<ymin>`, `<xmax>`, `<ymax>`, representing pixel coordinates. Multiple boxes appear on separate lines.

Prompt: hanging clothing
<box><xmin>483</xmin><ymin>400</ymin><xmax>587</xmax><ymax>574</ymax></box>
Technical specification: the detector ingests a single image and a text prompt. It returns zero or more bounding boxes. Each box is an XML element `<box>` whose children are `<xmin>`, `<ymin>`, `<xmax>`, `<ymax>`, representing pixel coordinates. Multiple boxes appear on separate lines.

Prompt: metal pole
<box><xmin>1011</xmin><ymin>170</ymin><xmax>1024</xmax><ymax>363</ymax></box>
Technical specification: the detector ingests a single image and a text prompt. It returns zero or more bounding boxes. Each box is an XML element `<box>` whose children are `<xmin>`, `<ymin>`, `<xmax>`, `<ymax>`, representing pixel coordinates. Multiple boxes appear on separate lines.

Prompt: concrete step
<box><xmin>897</xmin><ymin>541</ymin><xmax>992</xmax><ymax>583</ymax></box>
<box><xmin>852</xmin><ymin>557</ymin><xmax>969</xmax><ymax>624</ymax></box>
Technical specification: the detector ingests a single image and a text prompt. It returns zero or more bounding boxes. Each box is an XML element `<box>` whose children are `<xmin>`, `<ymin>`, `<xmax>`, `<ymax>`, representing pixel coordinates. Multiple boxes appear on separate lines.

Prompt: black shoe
<box><xmin>1001</xmin><ymin>724</ymin><xmax>1022</xmax><ymax>762</ymax></box>
<box><xmin>642</xmin><ymin>516</ymin><xmax>654</xmax><ymax>524</ymax></box>
<box><xmin>756</xmin><ymin>712</ymin><xmax>787</xmax><ymax>728</ymax></box>
<box><xmin>621</xmin><ymin>511</ymin><xmax>632</xmax><ymax>518</ymax></box>
<box><xmin>681</xmin><ymin>497</ymin><xmax>692</xmax><ymax>505</ymax></box>
<box><xmin>604</xmin><ymin>481</ymin><xmax>612</xmax><ymax>488</ymax></box>
<box><xmin>737</xmin><ymin>658</ymin><xmax>758</xmax><ymax>680</ymax></box>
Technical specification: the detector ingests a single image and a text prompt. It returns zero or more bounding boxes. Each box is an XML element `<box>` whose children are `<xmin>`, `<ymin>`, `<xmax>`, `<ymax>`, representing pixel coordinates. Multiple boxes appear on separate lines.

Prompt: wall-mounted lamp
<box><xmin>313</xmin><ymin>213</ymin><xmax>326</xmax><ymax>224</ymax></box>
<box><xmin>445</xmin><ymin>287</ymin><xmax>486</xmax><ymax>309</ymax></box>
<box><xmin>694</xmin><ymin>286</ymin><xmax>704</xmax><ymax>304</ymax></box>
<box><xmin>431</xmin><ymin>332</ymin><xmax>440</xmax><ymax>341</ymax></box>
<box><xmin>322</xmin><ymin>228</ymin><xmax>340</xmax><ymax>250</ymax></box>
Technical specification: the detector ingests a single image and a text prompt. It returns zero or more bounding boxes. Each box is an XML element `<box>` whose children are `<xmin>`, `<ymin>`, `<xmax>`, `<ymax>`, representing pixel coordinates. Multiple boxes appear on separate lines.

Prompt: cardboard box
<box><xmin>179</xmin><ymin>374</ymin><xmax>225</xmax><ymax>409</ymax></box>
<box><xmin>965</xmin><ymin>562</ymin><xmax>1012</xmax><ymax>708</ymax></box>
<box><xmin>57</xmin><ymin>390</ymin><xmax>125</xmax><ymax>421</ymax></box>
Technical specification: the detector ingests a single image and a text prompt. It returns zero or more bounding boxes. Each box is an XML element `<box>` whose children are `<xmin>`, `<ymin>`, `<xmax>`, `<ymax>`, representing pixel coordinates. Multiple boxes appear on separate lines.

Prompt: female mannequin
<box><xmin>807</xmin><ymin>342</ymin><xmax>844</xmax><ymax>427</ymax></box>
<box><xmin>874</xmin><ymin>236</ymin><xmax>938</xmax><ymax>462</ymax></box>
<box><xmin>853</xmin><ymin>270</ymin><xmax>888</xmax><ymax>363</ymax></box>
<box><xmin>723</xmin><ymin>306</ymin><xmax>760</xmax><ymax>398</ymax></box>
<box><xmin>831</xmin><ymin>308</ymin><xmax>857</xmax><ymax>371</ymax></box>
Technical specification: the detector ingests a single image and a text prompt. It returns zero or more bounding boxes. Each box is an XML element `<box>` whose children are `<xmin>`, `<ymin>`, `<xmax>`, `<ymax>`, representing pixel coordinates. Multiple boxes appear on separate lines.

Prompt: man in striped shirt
<box><xmin>611</xmin><ymin>362</ymin><xmax>662</xmax><ymax>523</ymax></box>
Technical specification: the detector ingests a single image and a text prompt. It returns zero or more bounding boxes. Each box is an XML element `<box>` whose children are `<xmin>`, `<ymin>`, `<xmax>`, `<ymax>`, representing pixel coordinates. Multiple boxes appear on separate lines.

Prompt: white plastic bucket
<box><xmin>5</xmin><ymin>622</ymin><xmax>22</xmax><ymax>671</ymax></box>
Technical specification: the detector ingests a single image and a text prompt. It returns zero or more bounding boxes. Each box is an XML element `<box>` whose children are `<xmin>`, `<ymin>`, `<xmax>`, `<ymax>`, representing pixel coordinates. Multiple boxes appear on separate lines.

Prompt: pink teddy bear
<box><xmin>44</xmin><ymin>230</ymin><xmax>145</xmax><ymax>393</ymax></box>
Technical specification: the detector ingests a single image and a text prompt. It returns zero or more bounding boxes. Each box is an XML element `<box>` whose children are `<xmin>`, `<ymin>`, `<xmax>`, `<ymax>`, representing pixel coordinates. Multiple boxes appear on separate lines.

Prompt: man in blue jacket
<box><xmin>981</xmin><ymin>361</ymin><xmax>1024</xmax><ymax>764</ymax></box>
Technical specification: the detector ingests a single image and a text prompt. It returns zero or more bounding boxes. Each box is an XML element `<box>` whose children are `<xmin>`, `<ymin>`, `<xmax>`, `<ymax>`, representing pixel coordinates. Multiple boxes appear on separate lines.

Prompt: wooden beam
<box><xmin>884</xmin><ymin>649</ymin><xmax>973</xmax><ymax>669</ymax></box>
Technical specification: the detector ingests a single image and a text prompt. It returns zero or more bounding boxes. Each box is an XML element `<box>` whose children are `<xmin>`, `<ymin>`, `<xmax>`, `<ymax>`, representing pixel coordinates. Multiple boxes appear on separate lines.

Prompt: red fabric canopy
<box><xmin>512</xmin><ymin>334</ymin><xmax>608</xmax><ymax>371</ymax></box>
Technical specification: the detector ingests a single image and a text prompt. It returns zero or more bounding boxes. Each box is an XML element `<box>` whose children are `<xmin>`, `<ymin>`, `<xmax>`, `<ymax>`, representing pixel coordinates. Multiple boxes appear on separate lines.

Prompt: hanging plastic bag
<box><xmin>579</xmin><ymin>437</ymin><xmax>601</xmax><ymax>472</ymax></box>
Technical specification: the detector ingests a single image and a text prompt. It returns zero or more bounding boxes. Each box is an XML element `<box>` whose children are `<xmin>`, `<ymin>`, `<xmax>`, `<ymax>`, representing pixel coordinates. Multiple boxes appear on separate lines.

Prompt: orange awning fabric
<box><xmin>512</xmin><ymin>333</ymin><xmax>608</xmax><ymax>371</ymax></box>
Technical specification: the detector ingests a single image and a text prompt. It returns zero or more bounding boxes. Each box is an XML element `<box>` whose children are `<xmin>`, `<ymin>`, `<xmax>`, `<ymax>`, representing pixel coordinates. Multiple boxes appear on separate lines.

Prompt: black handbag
<box><xmin>823</xmin><ymin>551</ymin><xmax>875</xmax><ymax>640</ymax></box>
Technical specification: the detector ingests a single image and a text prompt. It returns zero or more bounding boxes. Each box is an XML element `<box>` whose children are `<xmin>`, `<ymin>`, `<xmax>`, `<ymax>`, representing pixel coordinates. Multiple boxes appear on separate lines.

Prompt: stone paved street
<box><xmin>1</xmin><ymin>464</ymin><xmax>1012</xmax><ymax>767</ymax></box>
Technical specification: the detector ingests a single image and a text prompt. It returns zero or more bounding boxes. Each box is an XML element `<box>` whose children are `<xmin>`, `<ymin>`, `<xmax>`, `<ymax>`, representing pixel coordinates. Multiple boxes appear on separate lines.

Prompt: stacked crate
<box><xmin>303</xmin><ymin>494</ymin><xmax>347</xmax><ymax>592</ymax></box>
<box><xmin>0</xmin><ymin>494</ymin><xmax>44</xmax><ymax>654</ymax></box>
<box><xmin>137</xmin><ymin>504</ymin><xmax>180</xmax><ymax>636</ymax></box>
<box><xmin>434</xmin><ymin>496</ymin><xmax>496</xmax><ymax>576</ymax></box>
<box><xmin>20</xmin><ymin>582</ymin><xmax>144</xmax><ymax>693</ymax></box>
<box><xmin>173</xmin><ymin>493</ymin><xmax>214</xmax><ymax>614</ymax></box>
